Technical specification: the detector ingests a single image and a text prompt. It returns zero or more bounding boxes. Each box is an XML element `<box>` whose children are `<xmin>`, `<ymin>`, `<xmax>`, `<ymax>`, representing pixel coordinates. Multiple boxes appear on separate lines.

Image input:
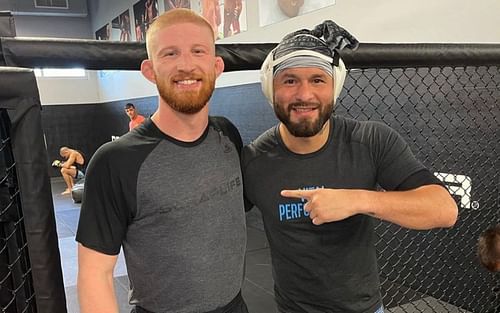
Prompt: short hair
<box><xmin>145</xmin><ymin>8</ymin><xmax>214</xmax><ymax>59</ymax></box>
<box><xmin>125</xmin><ymin>103</ymin><xmax>135</xmax><ymax>109</ymax></box>
<box><xmin>477</xmin><ymin>224</ymin><xmax>500</xmax><ymax>272</ymax></box>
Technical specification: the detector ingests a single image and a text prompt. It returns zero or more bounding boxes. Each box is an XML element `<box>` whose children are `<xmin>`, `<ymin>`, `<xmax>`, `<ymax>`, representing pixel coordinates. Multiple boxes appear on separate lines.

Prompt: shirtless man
<box><xmin>53</xmin><ymin>146</ymin><xmax>85</xmax><ymax>195</ymax></box>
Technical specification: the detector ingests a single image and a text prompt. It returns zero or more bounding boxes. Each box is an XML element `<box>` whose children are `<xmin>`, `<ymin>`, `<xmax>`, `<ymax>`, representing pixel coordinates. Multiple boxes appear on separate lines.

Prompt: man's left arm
<box><xmin>62</xmin><ymin>152</ymin><xmax>76</xmax><ymax>168</ymax></box>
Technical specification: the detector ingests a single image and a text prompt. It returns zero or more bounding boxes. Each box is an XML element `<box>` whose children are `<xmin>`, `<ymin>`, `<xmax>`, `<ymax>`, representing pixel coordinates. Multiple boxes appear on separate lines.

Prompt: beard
<box><xmin>156</xmin><ymin>71</ymin><xmax>216</xmax><ymax>114</ymax></box>
<box><xmin>274</xmin><ymin>100</ymin><xmax>334</xmax><ymax>137</ymax></box>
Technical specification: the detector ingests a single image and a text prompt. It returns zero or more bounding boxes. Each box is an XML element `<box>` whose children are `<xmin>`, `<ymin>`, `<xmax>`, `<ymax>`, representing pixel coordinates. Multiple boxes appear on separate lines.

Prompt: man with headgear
<box><xmin>241</xmin><ymin>21</ymin><xmax>458</xmax><ymax>313</ymax></box>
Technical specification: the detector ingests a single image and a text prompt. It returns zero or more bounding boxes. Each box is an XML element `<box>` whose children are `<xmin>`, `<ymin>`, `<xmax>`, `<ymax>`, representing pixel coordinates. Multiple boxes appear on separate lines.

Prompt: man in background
<box><xmin>52</xmin><ymin>146</ymin><xmax>85</xmax><ymax>195</ymax></box>
<box><xmin>125</xmin><ymin>103</ymin><xmax>146</xmax><ymax>130</ymax></box>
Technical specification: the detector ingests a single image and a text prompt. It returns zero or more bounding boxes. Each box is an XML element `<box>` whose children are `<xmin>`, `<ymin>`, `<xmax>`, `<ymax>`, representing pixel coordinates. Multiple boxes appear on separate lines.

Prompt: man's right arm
<box><xmin>78</xmin><ymin>244</ymin><xmax>119</xmax><ymax>313</ymax></box>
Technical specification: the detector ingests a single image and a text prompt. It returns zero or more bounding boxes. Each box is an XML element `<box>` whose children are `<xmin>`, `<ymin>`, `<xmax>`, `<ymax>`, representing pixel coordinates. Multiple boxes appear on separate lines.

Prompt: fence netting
<box><xmin>0</xmin><ymin>110</ymin><xmax>36</xmax><ymax>313</ymax></box>
<box><xmin>337</xmin><ymin>65</ymin><xmax>499</xmax><ymax>313</ymax></box>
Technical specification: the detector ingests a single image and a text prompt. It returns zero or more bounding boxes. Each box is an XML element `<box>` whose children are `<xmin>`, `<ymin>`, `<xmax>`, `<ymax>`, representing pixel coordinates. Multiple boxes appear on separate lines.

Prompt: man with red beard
<box><xmin>242</xmin><ymin>21</ymin><xmax>458</xmax><ymax>313</ymax></box>
<box><xmin>76</xmin><ymin>9</ymin><xmax>248</xmax><ymax>313</ymax></box>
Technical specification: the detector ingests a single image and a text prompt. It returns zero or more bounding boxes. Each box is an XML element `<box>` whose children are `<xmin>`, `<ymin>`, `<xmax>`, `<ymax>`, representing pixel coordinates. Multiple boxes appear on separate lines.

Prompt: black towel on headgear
<box><xmin>273</xmin><ymin>20</ymin><xmax>359</xmax><ymax>65</ymax></box>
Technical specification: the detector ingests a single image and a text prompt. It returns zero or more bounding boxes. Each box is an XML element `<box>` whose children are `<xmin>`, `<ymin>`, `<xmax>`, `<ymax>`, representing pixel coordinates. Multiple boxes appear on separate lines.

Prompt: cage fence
<box><xmin>338</xmin><ymin>65</ymin><xmax>499</xmax><ymax>313</ymax></box>
<box><xmin>0</xmin><ymin>110</ymin><xmax>36</xmax><ymax>313</ymax></box>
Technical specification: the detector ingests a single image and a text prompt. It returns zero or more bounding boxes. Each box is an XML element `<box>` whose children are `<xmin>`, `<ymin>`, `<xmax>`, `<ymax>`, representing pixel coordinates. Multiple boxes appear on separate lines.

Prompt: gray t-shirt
<box><xmin>242</xmin><ymin>115</ymin><xmax>434</xmax><ymax>313</ymax></box>
<box><xmin>76</xmin><ymin>117</ymin><xmax>247</xmax><ymax>313</ymax></box>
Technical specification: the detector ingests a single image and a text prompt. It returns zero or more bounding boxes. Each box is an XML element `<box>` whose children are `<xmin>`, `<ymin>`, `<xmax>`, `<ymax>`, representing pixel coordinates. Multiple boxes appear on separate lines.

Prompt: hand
<box><xmin>52</xmin><ymin>160</ymin><xmax>62</xmax><ymax>168</ymax></box>
<box><xmin>280</xmin><ymin>188</ymin><xmax>362</xmax><ymax>225</ymax></box>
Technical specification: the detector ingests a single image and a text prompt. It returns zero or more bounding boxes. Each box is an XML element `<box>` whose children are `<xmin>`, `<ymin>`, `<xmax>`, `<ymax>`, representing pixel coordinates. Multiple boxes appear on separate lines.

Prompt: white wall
<box><xmin>35</xmin><ymin>71</ymin><xmax>100</xmax><ymax>105</ymax></box>
<box><xmin>29</xmin><ymin>0</ymin><xmax>500</xmax><ymax>104</ymax></box>
<box><xmin>219</xmin><ymin>0</ymin><xmax>500</xmax><ymax>44</ymax></box>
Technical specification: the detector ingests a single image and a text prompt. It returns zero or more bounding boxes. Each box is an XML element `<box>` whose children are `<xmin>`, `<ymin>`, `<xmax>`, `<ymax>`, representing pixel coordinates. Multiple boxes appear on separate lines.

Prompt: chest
<box><xmin>135</xmin><ymin>135</ymin><xmax>243</xmax><ymax>224</ymax></box>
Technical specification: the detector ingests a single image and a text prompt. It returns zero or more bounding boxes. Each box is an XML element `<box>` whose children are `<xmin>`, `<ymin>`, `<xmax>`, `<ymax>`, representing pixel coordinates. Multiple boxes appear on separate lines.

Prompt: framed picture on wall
<box><xmin>259</xmin><ymin>0</ymin><xmax>335</xmax><ymax>27</ymax></box>
<box><xmin>133</xmin><ymin>0</ymin><xmax>148</xmax><ymax>41</ymax></box>
<box><xmin>95</xmin><ymin>23</ymin><xmax>110</xmax><ymax>40</ymax></box>
<box><xmin>144</xmin><ymin>0</ymin><xmax>159</xmax><ymax>28</ymax></box>
<box><xmin>222</xmin><ymin>0</ymin><xmax>247</xmax><ymax>38</ymax></box>
<box><xmin>196</xmin><ymin>0</ymin><xmax>247</xmax><ymax>39</ymax></box>
<box><xmin>164</xmin><ymin>0</ymin><xmax>191</xmax><ymax>11</ymax></box>
<box><xmin>111</xmin><ymin>9</ymin><xmax>132</xmax><ymax>41</ymax></box>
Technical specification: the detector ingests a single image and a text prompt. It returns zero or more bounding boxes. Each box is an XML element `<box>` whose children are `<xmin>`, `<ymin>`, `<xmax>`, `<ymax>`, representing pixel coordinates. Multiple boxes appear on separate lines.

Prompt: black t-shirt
<box><xmin>242</xmin><ymin>115</ymin><xmax>442</xmax><ymax>313</ymax></box>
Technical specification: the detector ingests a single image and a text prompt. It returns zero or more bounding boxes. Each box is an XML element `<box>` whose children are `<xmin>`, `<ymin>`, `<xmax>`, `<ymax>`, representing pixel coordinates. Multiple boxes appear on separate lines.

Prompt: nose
<box><xmin>176</xmin><ymin>53</ymin><xmax>196</xmax><ymax>72</ymax></box>
<box><xmin>295</xmin><ymin>82</ymin><xmax>314</xmax><ymax>102</ymax></box>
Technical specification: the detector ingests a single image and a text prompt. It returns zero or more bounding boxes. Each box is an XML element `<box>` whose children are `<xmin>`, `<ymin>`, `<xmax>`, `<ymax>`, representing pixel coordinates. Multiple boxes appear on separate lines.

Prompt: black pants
<box><xmin>132</xmin><ymin>291</ymin><xmax>249</xmax><ymax>313</ymax></box>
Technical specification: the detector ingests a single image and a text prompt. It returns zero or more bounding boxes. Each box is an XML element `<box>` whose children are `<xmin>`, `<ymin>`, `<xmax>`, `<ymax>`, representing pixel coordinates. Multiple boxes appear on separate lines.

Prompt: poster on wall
<box><xmin>259</xmin><ymin>0</ymin><xmax>335</xmax><ymax>27</ymax></box>
<box><xmin>164</xmin><ymin>0</ymin><xmax>191</xmax><ymax>11</ymax></box>
<box><xmin>111</xmin><ymin>9</ymin><xmax>132</xmax><ymax>41</ymax></box>
<box><xmin>95</xmin><ymin>23</ymin><xmax>110</xmax><ymax>40</ymax></box>
<box><xmin>133</xmin><ymin>0</ymin><xmax>159</xmax><ymax>41</ymax></box>
<box><xmin>222</xmin><ymin>0</ymin><xmax>246</xmax><ymax>38</ymax></box>
<box><xmin>195</xmin><ymin>0</ymin><xmax>247</xmax><ymax>39</ymax></box>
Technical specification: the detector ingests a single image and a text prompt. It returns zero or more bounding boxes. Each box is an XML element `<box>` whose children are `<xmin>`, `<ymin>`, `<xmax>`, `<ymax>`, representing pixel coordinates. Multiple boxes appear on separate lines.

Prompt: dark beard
<box><xmin>274</xmin><ymin>101</ymin><xmax>334</xmax><ymax>137</ymax></box>
<box><xmin>156</xmin><ymin>74</ymin><xmax>216</xmax><ymax>114</ymax></box>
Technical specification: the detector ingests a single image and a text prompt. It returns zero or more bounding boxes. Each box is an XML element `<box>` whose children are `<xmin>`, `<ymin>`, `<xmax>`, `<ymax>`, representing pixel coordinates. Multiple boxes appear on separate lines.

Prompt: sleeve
<box><xmin>369</xmin><ymin>122</ymin><xmax>427</xmax><ymax>191</ymax></box>
<box><xmin>210</xmin><ymin>116</ymin><xmax>251</xmax><ymax>211</ymax></box>
<box><xmin>395</xmin><ymin>169</ymin><xmax>446</xmax><ymax>191</ymax></box>
<box><xmin>211</xmin><ymin>116</ymin><xmax>243</xmax><ymax>155</ymax></box>
<box><xmin>75</xmin><ymin>143</ymin><xmax>133</xmax><ymax>255</ymax></box>
<box><xmin>241</xmin><ymin>145</ymin><xmax>255</xmax><ymax>212</ymax></box>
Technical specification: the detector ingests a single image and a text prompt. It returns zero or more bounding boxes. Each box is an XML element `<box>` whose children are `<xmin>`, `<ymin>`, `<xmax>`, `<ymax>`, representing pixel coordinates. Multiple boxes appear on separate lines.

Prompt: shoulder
<box><xmin>209</xmin><ymin>116</ymin><xmax>238</xmax><ymax>132</ymax></box>
<box><xmin>334</xmin><ymin>116</ymin><xmax>400</xmax><ymax>145</ymax></box>
<box><xmin>242</xmin><ymin>126</ymin><xmax>278</xmax><ymax>166</ymax></box>
<box><xmin>209</xmin><ymin>116</ymin><xmax>242</xmax><ymax>144</ymax></box>
<box><xmin>88</xmin><ymin>121</ymin><xmax>161</xmax><ymax>170</ymax></box>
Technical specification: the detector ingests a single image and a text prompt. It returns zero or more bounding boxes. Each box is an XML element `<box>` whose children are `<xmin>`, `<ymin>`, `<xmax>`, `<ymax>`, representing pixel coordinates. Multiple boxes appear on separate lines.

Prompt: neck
<box><xmin>151</xmin><ymin>99</ymin><xmax>209</xmax><ymax>142</ymax></box>
<box><xmin>279</xmin><ymin>120</ymin><xmax>330</xmax><ymax>154</ymax></box>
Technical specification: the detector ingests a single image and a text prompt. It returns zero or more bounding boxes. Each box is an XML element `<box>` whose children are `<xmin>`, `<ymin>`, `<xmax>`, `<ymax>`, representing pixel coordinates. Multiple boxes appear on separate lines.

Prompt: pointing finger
<box><xmin>281</xmin><ymin>189</ymin><xmax>314</xmax><ymax>200</ymax></box>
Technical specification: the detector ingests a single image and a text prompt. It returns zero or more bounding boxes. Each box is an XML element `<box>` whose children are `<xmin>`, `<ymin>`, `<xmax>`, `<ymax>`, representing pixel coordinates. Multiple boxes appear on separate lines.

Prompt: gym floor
<box><xmin>52</xmin><ymin>177</ymin><xmax>277</xmax><ymax>313</ymax></box>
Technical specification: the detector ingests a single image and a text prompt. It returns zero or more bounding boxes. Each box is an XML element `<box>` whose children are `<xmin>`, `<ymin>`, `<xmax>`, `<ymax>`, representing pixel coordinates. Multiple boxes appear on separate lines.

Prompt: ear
<box><xmin>214</xmin><ymin>56</ymin><xmax>225</xmax><ymax>78</ymax></box>
<box><xmin>140</xmin><ymin>59</ymin><xmax>156</xmax><ymax>84</ymax></box>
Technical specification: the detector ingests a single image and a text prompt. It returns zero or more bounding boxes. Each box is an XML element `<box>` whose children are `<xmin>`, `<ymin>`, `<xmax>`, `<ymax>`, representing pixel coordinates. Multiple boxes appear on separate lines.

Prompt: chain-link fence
<box><xmin>0</xmin><ymin>109</ymin><xmax>36</xmax><ymax>313</ymax></box>
<box><xmin>337</xmin><ymin>66</ymin><xmax>499</xmax><ymax>313</ymax></box>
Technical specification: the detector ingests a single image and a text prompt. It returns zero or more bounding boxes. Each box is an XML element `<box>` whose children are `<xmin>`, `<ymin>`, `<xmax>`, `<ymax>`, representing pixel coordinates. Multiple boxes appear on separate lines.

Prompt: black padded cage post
<box><xmin>0</xmin><ymin>67</ymin><xmax>66</xmax><ymax>313</ymax></box>
<box><xmin>0</xmin><ymin>107</ymin><xmax>35</xmax><ymax>313</ymax></box>
<box><xmin>0</xmin><ymin>37</ymin><xmax>498</xmax><ymax>313</ymax></box>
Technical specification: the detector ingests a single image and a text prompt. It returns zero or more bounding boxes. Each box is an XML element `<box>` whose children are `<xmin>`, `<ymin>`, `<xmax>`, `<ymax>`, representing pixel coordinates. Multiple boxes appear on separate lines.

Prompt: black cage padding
<box><xmin>0</xmin><ymin>68</ymin><xmax>66</xmax><ymax>313</ymax></box>
<box><xmin>2</xmin><ymin>38</ymin><xmax>500</xmax><ymax>71</ymax></box>
<box><xmin>0</xmin><ymin>12</ymin><xmax>15</xmax><ymax>38</ymax></box>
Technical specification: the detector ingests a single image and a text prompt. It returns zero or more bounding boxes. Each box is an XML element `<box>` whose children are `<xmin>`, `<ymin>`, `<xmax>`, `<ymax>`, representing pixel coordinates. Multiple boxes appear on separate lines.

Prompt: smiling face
<box><xmin>141</xmin><ymin>17</ymin><xmax>224</xmax><ymax>114</ymax></box>
<box><xmin>273</xmin><ymin>67</ymin><xmax>334</xmax><ymax>137</ymax></box>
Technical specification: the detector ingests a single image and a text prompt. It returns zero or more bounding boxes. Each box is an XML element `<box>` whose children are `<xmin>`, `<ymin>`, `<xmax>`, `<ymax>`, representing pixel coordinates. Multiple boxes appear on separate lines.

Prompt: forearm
<box><xmin>78</xmin><ymin>268</ymin><xmax>118</xmax><ymax>313</ymax></box>
<box><xmin>358</xmin><ymin>185</ymin><xmax>458</xmax><ymax>230</ymax></box>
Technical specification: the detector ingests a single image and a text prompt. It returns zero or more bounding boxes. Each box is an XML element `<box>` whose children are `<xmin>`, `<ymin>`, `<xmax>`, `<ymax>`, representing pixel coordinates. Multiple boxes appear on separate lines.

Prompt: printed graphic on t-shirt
<box><xmin>277</xmin><ymin>185</ymin><xmax>323</xmax><ymax>222</ymax></box>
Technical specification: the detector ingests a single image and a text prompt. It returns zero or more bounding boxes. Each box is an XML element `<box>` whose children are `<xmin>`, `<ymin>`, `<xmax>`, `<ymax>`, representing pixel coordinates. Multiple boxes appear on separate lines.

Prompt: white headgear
<box><xmin>260</xmin><ymin>48</ymin><xmax>347</xmax><ymax>106</ymax></box>
<box><xmin>259</xmin><ymin>20</ymin><xmax>358</xmax><ymax>106</ymax></box>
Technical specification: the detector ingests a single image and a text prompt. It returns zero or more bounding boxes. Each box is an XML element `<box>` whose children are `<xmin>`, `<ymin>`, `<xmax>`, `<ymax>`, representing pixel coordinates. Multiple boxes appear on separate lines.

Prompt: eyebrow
<box><xmin>279</xmin><ymin>72</ymin><xmax>329</xmax><ymax>79</ymax></box>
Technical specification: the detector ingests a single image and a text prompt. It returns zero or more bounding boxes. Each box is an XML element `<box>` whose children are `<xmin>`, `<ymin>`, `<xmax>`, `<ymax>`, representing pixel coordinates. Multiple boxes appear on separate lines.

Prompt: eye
<box><xmin>283</xmin><ymin>78</ymin><xmax>296</xmax><ymax>85</ymax></box>
<box><xmin>312</xmin><ymin>78</ymin><xmax>326</xmax><ymax>84</ymax></box>
<box><xmin>193</xmin><ymin>48</ymin><xmax>207</xmax><ymax>55</ymax></box>
<box><xmin>161</xmin><ymin>49</ymin><xmax>177</xmax><ymax>57</ymax></box>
